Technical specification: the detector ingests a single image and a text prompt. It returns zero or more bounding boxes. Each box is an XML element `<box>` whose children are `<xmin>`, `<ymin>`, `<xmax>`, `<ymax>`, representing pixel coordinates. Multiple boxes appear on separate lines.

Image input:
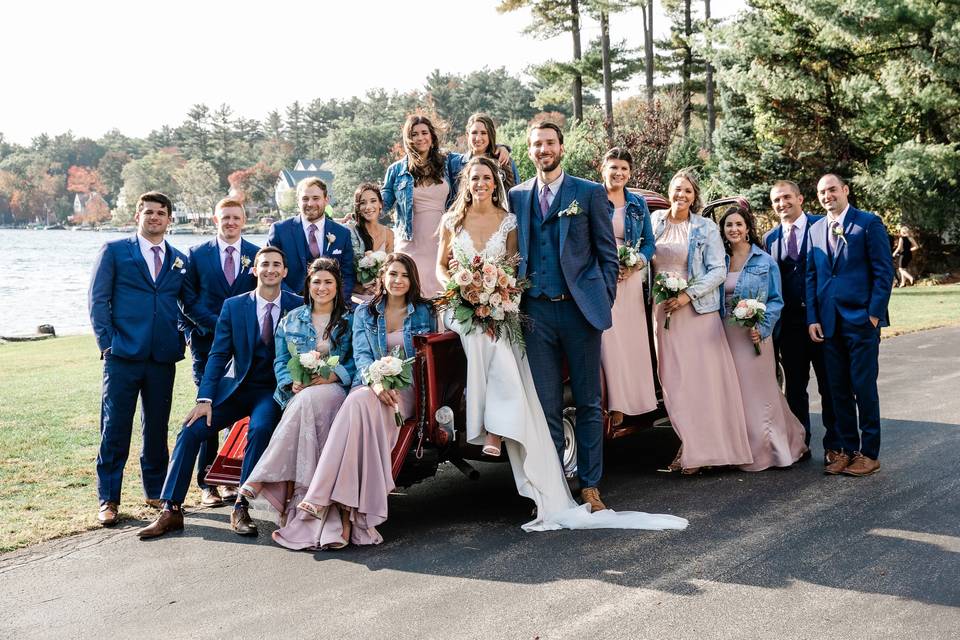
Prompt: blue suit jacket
<box><xmin>508</xmin><ymin>174</ymin><xmax>619</xmax><ymax>330</ymax></box>
<box><xmin>88</xmin><ymin>236</ymin><xmax>189</xmax><ymax>363</ymax></box>
<box><xmin>198</xmin><ymin>289</ymin><xmax>302</xmax><ymax>405</ymax></box>
<box><xmin>179</xmin><ymin>237</ymin><xmax>261</xmax><ymax>349</ymax></box>
<box><xmin>805</xmin><ymin>206</ymin><xmax>894</xmax><ymax>337</ymax></box>
<box><xmin>266</xmin><ymin>215</ymin><xmax>355</xmax><ymax>298</ymax></box>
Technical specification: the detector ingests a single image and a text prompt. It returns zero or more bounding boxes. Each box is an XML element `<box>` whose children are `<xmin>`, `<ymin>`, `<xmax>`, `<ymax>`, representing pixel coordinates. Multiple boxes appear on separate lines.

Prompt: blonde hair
<box><xmin>296</xmin><ymin>177</ymin><xmax>328</xmax><ymax>199</ymax></box>
<box><xmin>215</xmin><ymin>198</ymin><xmax>245</xmax><ymax>216</ymax></box>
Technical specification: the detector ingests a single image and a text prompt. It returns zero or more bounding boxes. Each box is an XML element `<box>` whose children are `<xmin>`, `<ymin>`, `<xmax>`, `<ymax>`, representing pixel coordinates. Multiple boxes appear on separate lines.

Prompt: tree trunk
<box><xmin>600</xmin><ymin>10</ymin><xmax>614</xmax><ymax>142</ymax></box>
<box><xmin>682</xmin><ymin>0</ymin><xmax>692</xmax><ymax>138</ymax></box>
<box><xmin>571</xmin><ymin>0</ymin><xmax>584</xmax><ymax>122</ymax></box>
<box><xmin>642</xmin><ymin>0</ymin><xmax>654</xmax><ymax>106</ymax></box>
<box><xmin>705</xmin><ymin>0</ymin><xmax>716</xmax><ymax>149</ymax></box>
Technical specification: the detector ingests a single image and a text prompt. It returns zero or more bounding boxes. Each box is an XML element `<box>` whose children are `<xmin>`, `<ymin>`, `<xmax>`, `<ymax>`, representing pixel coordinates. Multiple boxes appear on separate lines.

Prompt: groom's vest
<box><xmin>528</xmin><ymin>189</ymin><xmax>570</xmax><ymax>299</ymax></box>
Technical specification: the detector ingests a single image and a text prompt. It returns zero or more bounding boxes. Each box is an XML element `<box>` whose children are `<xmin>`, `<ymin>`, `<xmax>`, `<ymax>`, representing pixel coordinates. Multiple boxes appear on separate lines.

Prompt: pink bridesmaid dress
<box><xmin>394</xmin><ymin>180</ymin><xmax>448</xmax><ymax>297</ymax></box>
<box><xmin>272</xmin><ymin>330</ymin><xmax>414</xmax><ymax>549</ymax></box>
<box><xmin>652</xmin><ymin>220</ymin><xmax>752</xmax><ymax>470</ymax></box>
<box><xmin>600</xmin><ymin>205</ymin><xmax>658</xmax><ymax>415</ymax></box>
<box><xmin>723</xmin><ymin>272</ymin><xmax>808</xmax><ymax>471</ymax></box>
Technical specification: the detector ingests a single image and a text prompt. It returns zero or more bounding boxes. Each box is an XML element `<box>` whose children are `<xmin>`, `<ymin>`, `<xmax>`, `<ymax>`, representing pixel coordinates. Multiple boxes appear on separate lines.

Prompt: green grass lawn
<box><xmin>1</xmin><ymin>283</ymin><xmax>958</xmax><ymax>553</ymax></box>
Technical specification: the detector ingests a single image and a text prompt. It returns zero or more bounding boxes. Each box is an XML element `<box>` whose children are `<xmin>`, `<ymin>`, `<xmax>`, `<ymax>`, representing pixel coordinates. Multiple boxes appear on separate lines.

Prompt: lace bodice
<box><xmin>445</xmin><ymin>213</ymin><xmax>517</xmax><ymax>264</ymax></box>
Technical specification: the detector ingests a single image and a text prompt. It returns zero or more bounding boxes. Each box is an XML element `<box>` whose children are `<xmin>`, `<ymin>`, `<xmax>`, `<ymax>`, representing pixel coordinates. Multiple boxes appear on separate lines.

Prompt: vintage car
<box><xmin>207</xmin><ymin>192</ymin><xmax>754</xmax><ymax>489</ymax></box>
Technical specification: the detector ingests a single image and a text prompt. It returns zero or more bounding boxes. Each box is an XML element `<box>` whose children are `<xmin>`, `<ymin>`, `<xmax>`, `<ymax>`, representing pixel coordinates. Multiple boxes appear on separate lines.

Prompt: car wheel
<box><xmin>561</xmin><ymin>407</ymin><xmax>578</xmax><ymax>479</ymax></box>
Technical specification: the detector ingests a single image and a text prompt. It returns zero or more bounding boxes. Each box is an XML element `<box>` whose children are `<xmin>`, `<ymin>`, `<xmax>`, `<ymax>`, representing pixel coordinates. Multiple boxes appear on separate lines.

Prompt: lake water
<box><xmin>0</xmin><ymin>229</ymin><xmax>269</xmax><ymax>336</ymax></box>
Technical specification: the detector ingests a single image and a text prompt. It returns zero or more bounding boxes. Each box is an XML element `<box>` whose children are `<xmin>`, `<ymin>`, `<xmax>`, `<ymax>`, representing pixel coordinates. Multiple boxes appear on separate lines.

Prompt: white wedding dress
<box><xmin>442</xmin><ymin>213</ymin><xmax>688</xmax><ymax>532</ymax></box>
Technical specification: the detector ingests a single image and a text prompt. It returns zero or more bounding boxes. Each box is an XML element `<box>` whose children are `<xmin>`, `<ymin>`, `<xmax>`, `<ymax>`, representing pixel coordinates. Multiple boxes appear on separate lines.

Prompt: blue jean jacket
<box><xmin>612</xmin><ymin>190</ymin><xmax>655</xmax><ymax>263</ymax></box>
<box><xmin>382</xmin><ymin>153</ymin><xmax>463</xmax><ymax>241</ymax></box>
<box><xmin>352</xmin><ymin>298</ymin><xmax>435</xmax><ymax>387</ymax></box>
<box><xmin>651</xmin><ymin>210</ymin><xmax>727</xmax><ymax>313</ymax></box>
<box><xmin>273</xmin><ymin>304</ymin><xmax>355</xmax><ymax>408</ymax></box>
<box><xmin>720</xmin><ymin>244</ymin><xmax>784</xmax><ymax>340</ymax></box>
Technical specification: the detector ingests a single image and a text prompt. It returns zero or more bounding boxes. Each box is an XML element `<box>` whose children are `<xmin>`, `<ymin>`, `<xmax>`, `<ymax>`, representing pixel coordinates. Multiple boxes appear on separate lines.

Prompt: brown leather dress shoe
<box><xmin>201</xmin><ymin>487</ymin><xmax>224</xmax><ymax>507</ymax></box>
<box><xmin>221</xmin><ymin>486</ymin><xmax>239</xmax><ymax>500</ymax></box>
<box><xmin>98</xmin><ymin>502</ymin><xmax>119</xmax><ymax>526</ymax></box>
<box><xmin>843</xmin><ymin>452</ymin><xmax>881</xmax><ymax>476</ymax></box>
<box><xmin>137</xmin><ymin>509</ymin><xmax>184</xmax><ymax>538</ymax></box>
<box><xmin>824</xmin><ymin>452</ymin><xmax>851</xmax><ymax>475</ymax></box>
<box><xmin>144</xmin><ymin>498</ymin><xmax>163</xmax><ymax>510</ymax></box>
<box><xmin>231</xmin><ymin>505</ymin><xmax>258</xmax><ymax>536</ymax></box>
<box><xmin>824</xmin><ymin>449</ymin><xmax>842</xmax><ymax>465</ymax></box>
<box><xmin>580</xmin><ymin>487</ymin><xmax>607</xmax><ymax>512</ymax></box>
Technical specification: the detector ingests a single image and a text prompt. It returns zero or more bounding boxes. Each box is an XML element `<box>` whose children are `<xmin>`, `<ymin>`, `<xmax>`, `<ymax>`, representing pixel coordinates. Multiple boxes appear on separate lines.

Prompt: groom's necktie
<box><xmin>261</xmin><ymin>302</ymin><xmax>275</xmax><ymax>345</ymax></box>
<box><xmin>223</xmin><ymin>246</ymin><xmax>237</xmax><ymax>286</ymax></box>
<box><xmin>539</xmin><ymin>185</ymin><xmax>552</xmax><ymax>220</ymax></box>
<box><xmin>151</xmin><ymin>246</ymin><xmax>162</xmax><ymax>281</ymax></box>
<box><xmin>787</xmin><ymin>224</ymin><xmax>799</xmax><ymax>261</ymax></box>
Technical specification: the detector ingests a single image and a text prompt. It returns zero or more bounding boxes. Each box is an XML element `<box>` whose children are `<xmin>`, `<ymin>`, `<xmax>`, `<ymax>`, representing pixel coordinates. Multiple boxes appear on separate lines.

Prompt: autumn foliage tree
<box><xmin>227</xmin><ymin>162</ymin><xmax>279</xmax><ymax>212</ymax></box>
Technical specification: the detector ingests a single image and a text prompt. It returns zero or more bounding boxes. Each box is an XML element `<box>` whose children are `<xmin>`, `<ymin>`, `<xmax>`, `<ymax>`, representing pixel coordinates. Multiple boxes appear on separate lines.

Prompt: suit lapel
<box><xmin>290</xmin><ymin>216</ymin><xmax>309</xmax><ymax>266</ymax></box>
<box><xmin>154</xmin><ymin>242</ymin><xmax>176</xmax><ymax>288</ymax></box>
<box><xmin>516</xmin><ymin>183</ymin><xmax>533</xmax><ymax>275</ymax></box>
<box><xmin>205</xmin><ymin>240</ymin><xmax>231</xmax><ymax>293</ymax></box>
<box><xmin>242</xmin><ymin>292</ymin><xmax>257</xmax><ymax>351</ymax></box>
<box><xmin>770</xmin><ymin>226</ymin><xmax>783</xmax><ymax>262</ymax></box>
<box><xmin>556</xmin><ymin>176</ymin><xmax>576</xmax><ymax>257</ymax></box>
<box><xmin>125</xmin><ymin>236</ymin><xmax>155</xmax><ymax>286</ymax></box>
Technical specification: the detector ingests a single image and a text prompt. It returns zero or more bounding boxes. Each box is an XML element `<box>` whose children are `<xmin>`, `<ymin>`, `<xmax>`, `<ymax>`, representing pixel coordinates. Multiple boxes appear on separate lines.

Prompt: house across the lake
<box><xmin>275</xmin><ymin>159</ymin><xmax>336</xmax><ymax>212</ymax></box>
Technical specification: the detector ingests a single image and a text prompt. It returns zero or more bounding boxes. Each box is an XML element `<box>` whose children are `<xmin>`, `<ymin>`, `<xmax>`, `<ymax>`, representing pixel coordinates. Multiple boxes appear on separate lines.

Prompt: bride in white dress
<box><xmin>436</xmin><ymin>156</ymin><xmax>687</xmax><ymax>533</ymax></box>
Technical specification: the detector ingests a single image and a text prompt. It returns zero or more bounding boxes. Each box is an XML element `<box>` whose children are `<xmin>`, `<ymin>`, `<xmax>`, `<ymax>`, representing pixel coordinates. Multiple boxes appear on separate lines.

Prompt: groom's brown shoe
<box><xmin>580</xmin><ymin>488</ymin><xmax>607</xmax><ymax>512</ymax></box>
<box><xmin>843</xmin><ymin>452</ymin><xmax>880</xmax><ymax>476</ymax></box>
<box><xmin>137</xmin><ymin>509</ymin><xmax>184</xmax><ymax>539</ymax></box>
<box><xmin>97</xmin><ymin>502</ymin><xmax>119</xmax><ymax>526</ymax></box>
<box><xmin>824</xmin><ymin>452</ymin><xmax>851</xmax><ymax>475</ymax></box>
<box><xmin>231</xmin><ymin>505</ymin><xmax>258</xmax><ymax>536</ymax></box>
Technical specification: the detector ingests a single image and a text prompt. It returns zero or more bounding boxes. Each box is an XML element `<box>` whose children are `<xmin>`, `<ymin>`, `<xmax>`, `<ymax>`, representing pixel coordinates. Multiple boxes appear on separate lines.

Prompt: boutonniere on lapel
<box><xmin>326</xmin><ymin>232</ymin><xmax>336</xmax><ymax>250</ymax></box>
<box><xmin>558</xmin><ymin>200</ymin><xmax>582</xmax><ymax>217</ymax></box>
<box><xmin>240</xmin><ymin>255</ymin><xmax>251</xmax><ymax>269</ymax></box>
<box><xmin>172</xmin><ymin>256</ymin><xmax>185</xmax><ymax>272</ymax></box>
<box><xmin>832</xmin><ymin>224</ymin><xmax>846</xmax><ymax>245</ymax></box>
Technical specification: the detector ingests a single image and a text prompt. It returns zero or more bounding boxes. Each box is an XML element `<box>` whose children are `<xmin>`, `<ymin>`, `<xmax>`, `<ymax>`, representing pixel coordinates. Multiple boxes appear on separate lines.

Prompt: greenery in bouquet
<box><xmin>286</xmin><ymin>340</ymin><xmax>341</xmax><ymax>385</ymax></box>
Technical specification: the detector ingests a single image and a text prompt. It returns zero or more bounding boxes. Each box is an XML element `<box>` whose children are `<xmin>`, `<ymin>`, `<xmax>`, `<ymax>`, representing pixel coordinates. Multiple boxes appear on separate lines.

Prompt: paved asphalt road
<box><xmin>2</xmin><ymin>327</ymin><xmax>958</xmax><ymax>640</ymax></box>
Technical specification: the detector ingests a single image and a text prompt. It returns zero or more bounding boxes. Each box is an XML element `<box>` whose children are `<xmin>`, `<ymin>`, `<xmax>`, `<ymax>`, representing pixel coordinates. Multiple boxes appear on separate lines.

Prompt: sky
<box><xmin>0</xmin><ymin>0</ymin><xmax>745</xmax><ymax>145</ymax></box>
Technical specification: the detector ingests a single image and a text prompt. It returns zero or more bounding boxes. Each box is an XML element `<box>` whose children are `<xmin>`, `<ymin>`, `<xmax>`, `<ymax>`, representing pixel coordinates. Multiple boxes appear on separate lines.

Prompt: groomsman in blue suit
<box><xmin>266</xmin><ymin>177</ymin><xmax>354</xmax><ymax>298</ymax></box>
<box><xmin>88</xmin><ymin>191</ymin><xmax>189</xmax><ymax>526</ymax></box>
<box><xmin>764</xmin><ymin>180</ymin><xmax>836</xmax><ymax>459</ymax></box>
<box><xmin>508</xmin><ymin>121</ymin><xmax>619</xmax><ymax>512</ymax></box>
<box><xmin>806</xmin><ymin>174</ymin><xmax>893</xmax><ymax>476</ymax></box>
<box><xmin>180</xmin><ymin>197</ymin><xmax>260</xmax><ymax>507</ymax></box>
<box><xmin>138</xmin><ymin>246</ymin><xmax>301</xmax><ymax>538</ymax></box>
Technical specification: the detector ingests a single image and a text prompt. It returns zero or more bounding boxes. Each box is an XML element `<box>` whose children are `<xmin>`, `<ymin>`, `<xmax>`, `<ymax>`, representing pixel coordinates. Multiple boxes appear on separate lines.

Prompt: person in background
<box><xmin>180</xmin><ymin>197</ymin><xmax>260</xmax><ymax>506</ymax></box>
<box><xmin>450</xmin><ymin>112</ymin><xmax>521</xmax><ymax>192</ymax></box>
<box><xmin>892</xmin><ymin>224</ymin><xmax>920</xmax><ymax>287</ymax></box>
<box><xmin>346</xmin><ymin>182</ymin><xmax>394</xmax><ymax>301</ymax></box>
<box><xmin>719</xmin><ymin>204</ymin><xmax>807</xmax><ymax>471</ymax></box>
<box><xmin>88</xmin><ymin>191</ymin><xmax>190</xmax><ymax>526</ymax></box>
<box><xmin>598</xmin><ymin>147</ymin><xmax>658</xmax><ymax>427</ymax></box>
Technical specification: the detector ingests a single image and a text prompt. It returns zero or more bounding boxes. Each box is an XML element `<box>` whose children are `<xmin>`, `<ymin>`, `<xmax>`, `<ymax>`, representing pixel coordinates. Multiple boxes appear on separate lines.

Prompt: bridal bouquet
<box><xmin>436</xmin><ymin>253</ymin><xmax>530</xmax><ymax>347</ymax></box>
<box><xmin>729</xmin><ymin>297</ymin><xmax>767</xmax><ymax>355</ymax></box>
<box><xmin>652</xmin><ymin>272</ymin><xmax>689</xmax><ymax>330</ymax></box>
<box><xmin>286</xmin><ymin>341</ymin><xmax>340</xmax><ymax>385</ymax></box>
<box><xmin>357</xmin><ymin>250</ymin><xmax>388</xmax><ymax>285</ymax></box>
<box><xmin>618</xmin><ymin>243</ymin><xmax>642</xmax><ymax>268</ymax></box>
<box><xmin>362</xmin><ymin>347</ymin><xmax>415</xmax><ymax>427</ymax></box>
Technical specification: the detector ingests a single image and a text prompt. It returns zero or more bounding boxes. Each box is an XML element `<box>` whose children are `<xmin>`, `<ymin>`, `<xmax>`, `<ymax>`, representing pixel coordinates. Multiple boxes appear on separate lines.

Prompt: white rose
<box><xmin>488</xmin><ymin>292</ymin><xmax>503</xmax><ymax>308</ymax></box>
<box><xmin>454</xmin><ymin>270</ymin><xmax>473</xmax><ymax>287</ymax></box>
<box><xmin>479</xmin><ymin>291</ymin><xmax>490</xmax><ymax>305</ymax></box>
<box><xmin>379</xmin><ymin>356</ymin><xmax>403</xmax><ymax>377</ymax></box>
<box><xmin>365</xmin><ymin>361</ymin><xmax>384</xmax><ymax>384</ymax></box>
<box><xmin>733</xmin><ymin>306</ymin><xmax>747</xmax><ymax>319</ymax></box>
<box><xmin>665</xmin><ymin>276</ymin><xmax>680</xmax><ymax>291</ymax></box>
<box><xmin>677</xmin><ymin>277</ymin><xmax>688</xmax><ymax>289</ymax></box>
<box><xmin>371</xmin><ymin>250</ymin><xmax>387</xmax><ymax>263</ymax></box>
<box><xmin>490</xmin><ymin>306</ymin><xmax>505</xmax><ymax>321</ymax></box>
<box><xmin>299</xmin><ymin>351</ymin><xmax>321</xmax><ymax>369</ymax></box>
<box><xmin>359</xmin><ymin>254</ymin><xmax>376</xmax><ymax>268</ymax></box>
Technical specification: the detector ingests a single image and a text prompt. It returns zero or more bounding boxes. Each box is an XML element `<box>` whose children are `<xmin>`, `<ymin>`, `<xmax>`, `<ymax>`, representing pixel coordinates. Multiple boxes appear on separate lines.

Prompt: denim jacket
<box><xmin>651</xmin><ymin>210</ymin><xmax>727</xmax><ymax>314</ymax></box>
<box><xmin>352</xmin><ymin>298</ymin><xmax>435</xmax><ymax>387</ymax></box>
<box><xmin>612</xmin><ymin>191</ymin><xmax>655</xmax><ymax>262</ymax></box>
<box><xmin>720</xmin><ymin>245</ymin><xmax>784</xmax><ymax>340</ymax></box>
<box><xmin>273</xmin><ymin>304</ymin><xmax>355</xmax><ymax>408</ymax></box>
<box><xmin>382</xmin><ymin>153</ymin><xmax>463</xmax><ymax>241</ymax></box>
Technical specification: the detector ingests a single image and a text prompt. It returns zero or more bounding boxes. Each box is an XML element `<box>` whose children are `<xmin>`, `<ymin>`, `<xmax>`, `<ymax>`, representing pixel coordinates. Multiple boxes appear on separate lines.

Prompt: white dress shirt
<box><xmin>137</xmin><ymin>234</ymin><xmax>165</xmax><ymax>281</ymax></box>
<box><xmin>217</xmin><ymin>236</ymin><xmax>243</xmax><ymax>280</ymax></box>
<box><xmin>256</xmin><ymin>291</ymin><xmax>282</xmax><ymax>334</ymax></box>
<box><xmin>537</xmin><ymin>172</ymin><xmax>565</xmax><ymax>211</ymax></box>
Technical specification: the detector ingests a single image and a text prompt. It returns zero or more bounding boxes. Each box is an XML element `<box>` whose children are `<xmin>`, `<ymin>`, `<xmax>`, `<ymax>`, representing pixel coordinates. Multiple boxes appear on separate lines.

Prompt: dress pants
<box><xmin>160</xmin><ymin>383</ymin><xmax>282</xmax><ymax>505</ymax></box>
<box><xmin>97</xmin><ymin>354</ymin><xmax>176</xmax><ymax>504</ymax></box>
<box><xmin>822</xmin><ymin>316</ymin><xmax>882</xmax><ymax>459</ymax></box>
<box><xmin>522</xmin><ymin>297</ymin><xmax>604</xmax><ymax>489</ymax></box>
<box><xmin>775</xmin><ymin>320</ymin><xmax>837</xmax><ymax>450</ymax></box>
<box><xmin>187</xmin><ymin>340</ymin><xmax>220</xmax><ymax>491</ymax></box>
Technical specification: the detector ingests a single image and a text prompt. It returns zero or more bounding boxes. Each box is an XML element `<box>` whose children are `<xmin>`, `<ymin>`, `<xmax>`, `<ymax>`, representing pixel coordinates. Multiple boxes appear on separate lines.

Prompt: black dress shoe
<box><xmin>231</xmin><ymin>505</ymin><xmax>258</xmax><ymax>536</ymax></box>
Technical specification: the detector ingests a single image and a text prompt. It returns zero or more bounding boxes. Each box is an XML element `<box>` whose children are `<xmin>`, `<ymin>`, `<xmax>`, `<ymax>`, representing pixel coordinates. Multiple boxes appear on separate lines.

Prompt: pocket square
<box><xmin>332</xmin><ymin>249</ymin><xmax>343</xmax><ymax>255</ymax></box>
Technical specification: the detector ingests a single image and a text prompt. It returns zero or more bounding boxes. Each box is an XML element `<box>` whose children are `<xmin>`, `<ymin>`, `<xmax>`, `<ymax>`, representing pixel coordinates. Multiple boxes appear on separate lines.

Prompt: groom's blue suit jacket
<box><xmin>508</xmin><ymin>174</ymin><xmax>619</xmax><ymax>330</ymax></box>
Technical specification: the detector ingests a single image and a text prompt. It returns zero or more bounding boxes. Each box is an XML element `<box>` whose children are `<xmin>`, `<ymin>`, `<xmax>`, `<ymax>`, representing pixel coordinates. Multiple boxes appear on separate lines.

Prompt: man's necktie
<box><xmin>828</xmin><ymin>221</ymin><xmax>840</xmax><ymax>258</ymax></box>
<box><xmin>539</xmin><ymin>185</ymin><xmax>551</xmax><ymax>220</ymax></box>
<box><xmin>261</xmin><ymin>302</ymin><xmax>275</xmax><ymax>345</ymax></box>
<box><xmin>151</xmin><ymin>246</ymin><xmax>162</xmax><ymax>281</ymax></box>
<box><xmin>787</xmin><ymin>224</ymin><xmax>799</xmax><ymax>261</ymax></box>
<box><xmin>224</xmin><ymin>246</ymin><xmax>236</xmax><ymax>286</ymax></box>
<box><xmin>308</xmin><ymin>224</ymin><xmax>320</xmax><ymax>258</ymax></box>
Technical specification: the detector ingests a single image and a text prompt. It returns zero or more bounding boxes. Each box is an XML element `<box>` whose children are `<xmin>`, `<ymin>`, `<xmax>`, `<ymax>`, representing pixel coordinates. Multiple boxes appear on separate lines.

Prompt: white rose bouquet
<box><xmin>362</xmin><ymin>346</ymin><xmax>415</xmax><ymax>427</ymax></box>
<box><xmin>357</xmin><ymin>250</ymin><xmax>388</xmax><ymax>285</ymax></box>
<box><xmin>618</xmin><ymin>243</ymin><xmax>641</xmax><ymax>268</ymax></box>
<box><xmin>729</xmin><ymin>297</ymin><xmax>767</xmax><ymax>355</ymax></box>
<box><xmin>286</xmin><ymin>340</ymin><xmax>340</xmax><ymax>385</ymax></box>
<box><xmin>653</xmin><ymin>271</ymin><xmax>690</xmax><ymax>330</ymax></box>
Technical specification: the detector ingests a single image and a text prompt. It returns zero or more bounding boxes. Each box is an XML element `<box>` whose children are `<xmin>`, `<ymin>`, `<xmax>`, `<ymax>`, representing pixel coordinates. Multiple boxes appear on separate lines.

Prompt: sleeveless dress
<box><xmin>241</xmin><ymin>317</ymin><xmax>347</xmax><ymax>522</ymax></box>
<box><xmin>723</xmin><ymin>272</ymin><xmax>808</xmax><ymax>471</ymax></box>
<box><xmin>444</xmin><ymin>212</ymin><xmax>688</xmax><ymax>532</ymax></box>
<box><xmin>273</xmin><ymin>330</ymin><xmax>415</xmax><ymax>549</ymax></box>
<box><xmin>600</xmin><ymin>205</ymin><xmax>658</xmax><ymax>415</ymax></box>
<box><xmin>652</xmin><ymin>220</ymin><xmax>753</xmax><ymax>470</ymax></box>
<box><xmin>395</xmin><ymin>180</ymin><xmax>448</xmax><ymax>297</ymax></box>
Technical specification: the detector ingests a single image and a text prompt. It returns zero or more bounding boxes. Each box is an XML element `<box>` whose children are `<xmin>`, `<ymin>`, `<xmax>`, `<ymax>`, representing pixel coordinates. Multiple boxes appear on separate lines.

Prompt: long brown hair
<box><xmin>303</xmin><ymin>258</ymin><xmax>349</xmax><ymax>340</ymax></box>
<box><xmin>444</xmin><ymin>156</ymin><xmax>508</xmax><ymax>234</ymax></box>
<box><xmin>403</xmin><ymin>114</ymin><xmax>446</xmax><ymax>187</ymax></box>
<box><xmin>368</xmin><ymin>252</ymin><xmax>432</xmax><ymax>318</ymax></box>
<box><xmin>352</xmin><ymin>182</ymin><xmax>383</xmax><ymax>252</ymax></box>
<box><xmin>718</xmin><ymin>204</ymin><xmax>763</xmax><ymax>253</ymax></box>
<box><xmin>466</xmin><ymin>112</ymin><xmax>498</xmax><ymax>157</ymax></box>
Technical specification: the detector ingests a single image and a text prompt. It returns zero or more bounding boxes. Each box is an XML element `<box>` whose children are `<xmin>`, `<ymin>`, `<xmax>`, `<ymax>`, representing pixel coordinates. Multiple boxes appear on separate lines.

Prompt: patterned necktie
<box><xmin>261</xmin><ymin>302</ymin><xmax>275</xmax><ymax>345</ymax></box>
<box><xmin>307</xmin><ymin>224</ymin><xmax>320</xmax><ymax>258</ymax></box>
<box><xmin>151</xmin><ymin>246</ymin><xmax>162</xmax><ymax>281</ymax></box>
<box><xmin>828</xmin><ymin>221</ymin><xmax>840</xmax><ymax>257</ymax></box>
<box><xmin>787</xmin><ymin>224</ymin><xmax>799</xmax><ymax>260</ymax></box>
<box><xmin>539</xmin><ymin>185</ymin><xmax>551</xmax><ymax>220</ymax></box>
<box><xmin>224</xmin><ymin>246</ymin><xmax>236</xmax><ymax>286</ymax></box>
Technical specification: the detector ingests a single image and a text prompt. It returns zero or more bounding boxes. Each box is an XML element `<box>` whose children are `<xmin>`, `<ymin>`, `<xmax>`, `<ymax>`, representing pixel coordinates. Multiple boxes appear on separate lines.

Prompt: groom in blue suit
<box><xmin>180</xmin><ymin>197</ymin><xmax>260</xmax><ymax>506</ymax></box>
<box><xmin>88</xmin><ymin>191</ymin><xmax>189</xmax><ymax>526</ymax></box>
<box><xmin>806</xmin><ymin>174</ymin><xmax>893</xmax><ymax>477</ymax></box>
<box><xmin>267</xmin><ymin>177</ymin><xmax>354</xmax><ymax>298</ymax></box>
<box><xmin>508</xmin><ymin>121</ymin><xmax>619</xmax><ymax>512</ymax></box>
<box><xmin>138</xmin><ymin>247</ymin><xmax>301</xmax><ymax>538</ymax></box>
